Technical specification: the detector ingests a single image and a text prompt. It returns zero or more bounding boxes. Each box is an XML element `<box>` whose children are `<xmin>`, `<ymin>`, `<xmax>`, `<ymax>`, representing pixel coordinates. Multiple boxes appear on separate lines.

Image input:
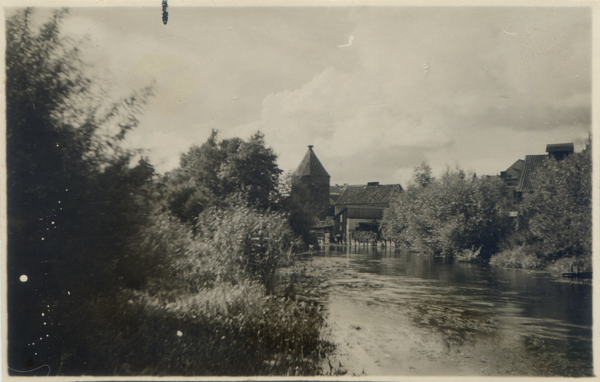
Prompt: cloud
<box><xmin>56</xmin><ymin>6</ymin><xmax>591</xmax><ymax>187</ymax></box>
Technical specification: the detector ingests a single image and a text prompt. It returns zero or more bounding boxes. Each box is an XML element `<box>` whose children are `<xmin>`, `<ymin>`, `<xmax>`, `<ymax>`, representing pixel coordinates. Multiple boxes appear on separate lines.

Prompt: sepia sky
<box><xmin>20</xmin><ymin>4</ymin><xmax>592</xmax><ymax>186</ymax></box>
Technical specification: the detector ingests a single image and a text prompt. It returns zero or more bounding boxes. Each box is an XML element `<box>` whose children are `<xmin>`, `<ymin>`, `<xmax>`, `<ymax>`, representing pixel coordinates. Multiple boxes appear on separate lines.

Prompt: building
<box><xmin>546</xmin><ymin>143</ymin><xmax>574</xmax><ymax>161</ymax></box>
<box><xmin>500</xmin><ymin>159</ymin><xmax>524</xmax><ymax>187</ymax></box>
<box><xmin>291</xmin><ymin>145</ymin><xmax>331</xmax><ymax>219</ymax></box>
<box><xmin>333</xmin><ymin>182</ymin><xmax>402</xmax><ymax>244</ymax></box>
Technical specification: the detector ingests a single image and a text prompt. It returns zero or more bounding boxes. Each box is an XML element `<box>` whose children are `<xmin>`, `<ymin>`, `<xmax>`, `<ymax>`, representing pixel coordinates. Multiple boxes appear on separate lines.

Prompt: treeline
<box><xmin>382</xmin><ymin>164</ymin><xmax>513</xmax><ymax>260</ymax></box>
<box><xmin>7</xmin><ymin>9</ymin><xmax>325</xmax><ymax>376</ymax></box>
<box><xmin>382</xmin><ymin>149</ymin><xmax>592</xmax><ymax>271</ymax></box>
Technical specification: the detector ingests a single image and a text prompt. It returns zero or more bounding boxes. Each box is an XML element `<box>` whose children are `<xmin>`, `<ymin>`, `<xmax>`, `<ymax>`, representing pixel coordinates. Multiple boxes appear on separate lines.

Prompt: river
<box><xmin>306</xmin><ymin>246</ymin><xmax>593</xmax><ymax>377</ymax></box>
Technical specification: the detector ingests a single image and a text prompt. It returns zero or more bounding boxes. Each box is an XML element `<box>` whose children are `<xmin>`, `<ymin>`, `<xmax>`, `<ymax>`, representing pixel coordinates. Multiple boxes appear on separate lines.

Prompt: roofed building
<box><xmin>291</xmin><ymin>145</ymin><xmax>331</xmax><ymax>218</ymax></box>
<box><xmin>333</xmin><ymin>182</ymin><xmax>402</xmax><ymax>244</ymax></box>
<box><xmin>500</xmin><ymin>159</ymin><xmax>524</xmax><ymax>187</ymax></box>
<box><xmin>546</xmin><ymin>143</ymin><xmax>574</xmax><ymax>161</ymax></box>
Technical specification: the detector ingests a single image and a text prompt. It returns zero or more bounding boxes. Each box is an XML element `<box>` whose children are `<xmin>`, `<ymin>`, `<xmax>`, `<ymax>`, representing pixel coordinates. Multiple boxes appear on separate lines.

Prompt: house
<box><xmin>333</xmin><ymin>182</ymin><xmax>402</xmax><ymax>244</ymax></box>
<box><xmin>500</xmin><ymin>159</ymin><xmax>524</xmax><ymax>187</ymax></box>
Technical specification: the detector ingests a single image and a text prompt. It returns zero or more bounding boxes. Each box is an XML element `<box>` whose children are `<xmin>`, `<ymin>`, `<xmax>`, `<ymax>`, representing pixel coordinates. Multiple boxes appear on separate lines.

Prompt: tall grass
<box><xmin>96</xmin><ymin>206</ymin><xmax>332</xmax><ymax>376</ymax></box>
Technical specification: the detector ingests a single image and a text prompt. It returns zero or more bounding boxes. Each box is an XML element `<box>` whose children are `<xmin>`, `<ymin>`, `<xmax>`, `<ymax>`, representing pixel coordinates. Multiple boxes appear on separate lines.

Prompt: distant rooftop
<box><xmin>516</xmin><ymin>155</ymin><xmax>547</xmax><ymax>193</ymax></box>
<box><xmin>546</xmin><ymin>143</ymin><xmax>574</xmax><ymax>153</ymax></box>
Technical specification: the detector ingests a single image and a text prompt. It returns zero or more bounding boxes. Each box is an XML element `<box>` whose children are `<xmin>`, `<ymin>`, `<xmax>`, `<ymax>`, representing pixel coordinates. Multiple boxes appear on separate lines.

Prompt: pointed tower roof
<box><xmin>293</xmin><ymin>145</ymin><xmax>330</xmax><ymax>177</ymax></box>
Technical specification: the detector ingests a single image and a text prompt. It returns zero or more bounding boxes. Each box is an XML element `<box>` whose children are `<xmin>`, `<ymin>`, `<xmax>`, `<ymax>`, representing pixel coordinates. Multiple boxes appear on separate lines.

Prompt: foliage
<box><xmin>6</xmin><ymin>8</ymin><xmax>331</xmax><ymax>376</ymax></box>
<box><xmin>518</xmin><ymin>149</ymin><xmax>592</xmax><ymax>261</ymax></box>
<box><xmin>490</xmin><ymin>148</ymin><xmax>592</xmax><ymax>270</ymax></box>
<box><xmin>488</xmin><ymin>246</ymin><xmax>542</xmax><ymax>270</ymax></box>
<box><xmin>413</xmin><ymin>161</ymin><xmax>434</xmax><ymax>188</ymax></box>
<box><xmin>6</xmin><ymin>8</ymin><xmax>156</xmax><ymax>373</ymax></box>
<box><xmin>194</xmin><ymin>206</ymin><xmax>298</xmax><ymax>294</ymax></box>
<box><xmin>382</xmin><ymin>165</ymin><xmax>512</xmax><ymax>259</ymax></box>
<box><xmin>115</xmin><ymin>284</ymin><xmax>328</xmax><ymax>376</ymax></box>
<box><xmin>104</xmin><ymin>205</ymin><xmax>327</xmax><ymax>375</ymax></box>
<box><xmin>164</xmin><ymin>131</ymin><xmax>282</xmax><ymax>224</ymax></box>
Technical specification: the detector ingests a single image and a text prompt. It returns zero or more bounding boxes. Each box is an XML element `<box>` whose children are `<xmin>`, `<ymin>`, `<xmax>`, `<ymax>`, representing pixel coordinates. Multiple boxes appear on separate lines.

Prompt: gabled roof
<box><xmin>336</xmin><ymin>184</ymin><xmax>402</xmax><ymax>206</ymax></box>
<box><xmin>516</xmin><ymin>155</ymin><xmax>547</xmax><ymax>193</ymax></box>
<box><xmin>293</xmin><ymin>146</ymin><xmax>330</xmax><ymax>177</ymax></box>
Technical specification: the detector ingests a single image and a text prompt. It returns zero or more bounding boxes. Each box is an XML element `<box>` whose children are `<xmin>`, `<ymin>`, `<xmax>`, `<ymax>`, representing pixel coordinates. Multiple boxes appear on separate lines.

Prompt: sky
<box><xmin>19</xmin><ymin>4</ymin><xmax>592</xmax><ymax>186</ymax></box>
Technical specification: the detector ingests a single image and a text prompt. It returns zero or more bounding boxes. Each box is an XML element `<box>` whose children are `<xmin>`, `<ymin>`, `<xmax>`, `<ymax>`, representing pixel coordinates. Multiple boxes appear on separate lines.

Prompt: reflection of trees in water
<box><xmin>313</xmin><ymin>249</ymin><xmax>592</xmax><ymax>376</ymax></box>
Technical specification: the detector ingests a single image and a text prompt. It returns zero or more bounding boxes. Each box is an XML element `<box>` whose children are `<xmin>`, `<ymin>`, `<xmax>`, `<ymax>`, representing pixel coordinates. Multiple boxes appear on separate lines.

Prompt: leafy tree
<box><xmin>219</xmin><ymin>132</ymin><xmax>282</xmax><ymax>209</ymax></box>
<box><xmin>413</xmin><ymin>161</ymin><xmax>434</xmax><ymax>188</ymax></box>
<box><xmin>6</xmin><ymin>8</ymin><xmax>154</xmax><ymax>373</ymax></box>
<box><xmin>519</xmin><ymin>149</ymin><xmax>592</xmax><ymax>261</ymax></box>
<box><xmin>164</xmin><ymin>131</ymin><xmax>282</xmax><ymax>224</ymax></box>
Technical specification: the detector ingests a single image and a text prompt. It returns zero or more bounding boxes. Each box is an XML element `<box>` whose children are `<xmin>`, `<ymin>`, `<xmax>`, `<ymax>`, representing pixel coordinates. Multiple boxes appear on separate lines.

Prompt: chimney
<box><xmin>308</xmin><ymin>145</ymin><xmax>314</xmax><ymax>149</ymax></box>
<box><xmin>367</xmin><ymin>182</ymin><xmax>379</xmax><ymax>187</ymax></box>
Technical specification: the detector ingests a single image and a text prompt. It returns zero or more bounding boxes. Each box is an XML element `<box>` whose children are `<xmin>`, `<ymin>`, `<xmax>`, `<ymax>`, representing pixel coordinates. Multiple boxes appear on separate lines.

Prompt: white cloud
<box><xmin>51</xmin><ymin>7</ymin><xmax>591</xmax><ymax>187</ymax></box>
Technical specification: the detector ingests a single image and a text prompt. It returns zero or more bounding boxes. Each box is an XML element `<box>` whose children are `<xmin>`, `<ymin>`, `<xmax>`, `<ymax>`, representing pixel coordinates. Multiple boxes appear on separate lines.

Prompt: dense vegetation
<box><xmin>491</xmin><ymin>149</ymin><xmax>592</xmax><ymax>272</ymax></box>
<box><xmin>6</xmin><ymin>9</ymin><xmax>329</xmax><ymax>376</ymax></box>
<box><xmin>383</xmin><ymin>148</ymin><xmax>592</xmax><ymax>272</ymax></box>
<box><xmin>383</xmin><ymin>163</ymin><xmax>513</xmax><ymax>260</ymax></box>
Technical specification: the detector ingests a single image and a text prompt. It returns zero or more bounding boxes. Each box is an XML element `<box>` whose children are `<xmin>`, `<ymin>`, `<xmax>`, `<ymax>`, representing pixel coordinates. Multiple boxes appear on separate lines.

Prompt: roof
<box><xmin>546</xmin><ymin>143</ymin><xmax>574</xmax><ymax>153</ymax></box>
<box><xmin>516</xmin><ymin>155</ymin><xmax>547</xmax><ymax>193</ymax></box>
<box><xmin>336</xmin><ymin>184</ymin><xmax>402</xmax><ymax>206</ymax></box>
<box><xmin>293</xmin><ymin>146</ymin><xmax>330</xmax><ymax>178</ymax></box>
<box><xmin>347</xmin><ymin>208</ymin><xmax>384</xmax><ymax>220</ymax></box>
<box><xmin>507</xmin><ymin>159</ymin><xmax>524</xmax><ymax>173</ymax></box>
<box><xmin>330</xmin><ymin>185</ymin><xmax>345</xmax><ymax>194</ymax></box>
<box><xmin>333</xmin><ymin>207</ymin><xmax>385</xmax><ymax>220</ymax></box>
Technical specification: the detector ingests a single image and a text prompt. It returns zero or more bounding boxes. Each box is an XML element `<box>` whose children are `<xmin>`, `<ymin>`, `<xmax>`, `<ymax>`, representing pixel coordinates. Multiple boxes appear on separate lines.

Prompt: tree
<box><xmin>6</xmin><ymin>8</ymin><xmax>155</xmax><ymax>373</ymax></box>
<box><xmin>219</xmin><ymin>132</ymin><xmax>282</xmax><ymax>209</ymax></box>
<box><xmin>519</xmin><ymin>149</ymin><xmax>592</xmax><ymax>261</ymax></box>
<box><xmin>413</xmin><ymin>161</ymin><xmax>434</xmax><ymax>188</ymax></box>
<box><xmin>382</xmin><ymin>164</ymin><xmax>511</xmax><ymax>259</ymax></box>
<box><xmin>164</xmin><ymin>131</ymin><xmax>282</xmax><ymax>224</ymax></box>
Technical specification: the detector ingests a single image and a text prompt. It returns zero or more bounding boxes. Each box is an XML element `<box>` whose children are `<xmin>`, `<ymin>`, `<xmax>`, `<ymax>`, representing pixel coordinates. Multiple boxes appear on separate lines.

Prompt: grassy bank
<box><xmin>489</xmin><ymin>246</ymin><xmax>592</xmax><ymax>276</ymax></box>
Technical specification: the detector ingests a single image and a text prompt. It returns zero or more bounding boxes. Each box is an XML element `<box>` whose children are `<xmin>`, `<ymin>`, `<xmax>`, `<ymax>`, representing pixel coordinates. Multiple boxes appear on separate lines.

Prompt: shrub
<box><xmin>195</xmin><ymin>206</ymin><xmax>299</xmax><ymax>294</ymax></box>
<box><xmin>489</xmin><ymin>246</ymin><xmax>542</xmax><ymax>270</ymax></box>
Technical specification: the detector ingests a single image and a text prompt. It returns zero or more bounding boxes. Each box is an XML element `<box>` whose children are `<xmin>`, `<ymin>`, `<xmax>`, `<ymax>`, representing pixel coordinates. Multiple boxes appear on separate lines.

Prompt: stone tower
<box><xmin>292</xmin><ymin>145</ymin><xmax>331</xmax><ymax>216</ymax></box>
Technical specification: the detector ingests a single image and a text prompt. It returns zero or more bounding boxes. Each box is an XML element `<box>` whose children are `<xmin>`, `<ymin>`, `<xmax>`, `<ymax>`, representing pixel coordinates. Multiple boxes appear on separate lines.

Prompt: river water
<box><xmin>308</xmin><ymin>246</ymin><xmax>593</xmax><ymax>377</ymax></box>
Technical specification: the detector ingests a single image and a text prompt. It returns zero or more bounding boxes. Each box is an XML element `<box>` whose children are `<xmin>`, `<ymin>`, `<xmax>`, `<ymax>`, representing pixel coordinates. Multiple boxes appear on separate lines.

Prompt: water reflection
<box><xmin>314</xmin><ymin>247</ymin><xmax>593</xmax><ymax>376</ymax></box>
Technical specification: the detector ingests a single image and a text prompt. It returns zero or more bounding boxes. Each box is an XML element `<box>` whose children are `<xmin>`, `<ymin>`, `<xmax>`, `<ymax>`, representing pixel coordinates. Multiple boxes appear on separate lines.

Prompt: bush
<box><xmin>545</xmin><ymin>256</ymin><xmax>592</xmax><ymax>276</ymax></box>
<box><xmin>489</xmin><ymin>246</ymin><xmax>542</xmax><ymax>270</ymax></box>
<box><xmin>195</xmin><ymin>206</ymin><xmax>300</xmax><ymax>294</ymax></box>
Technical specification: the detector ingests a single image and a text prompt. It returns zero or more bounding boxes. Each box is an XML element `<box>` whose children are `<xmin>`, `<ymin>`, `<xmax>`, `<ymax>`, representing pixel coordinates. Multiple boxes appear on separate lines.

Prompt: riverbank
<box><xmin>285</xmin><ymin>253</ymin><xmax>593</xmax><ymax>377</ymax></box>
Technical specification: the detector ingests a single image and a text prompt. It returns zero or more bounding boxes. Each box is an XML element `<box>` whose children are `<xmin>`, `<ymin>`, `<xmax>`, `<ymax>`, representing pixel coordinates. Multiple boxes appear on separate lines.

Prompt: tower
<box><xmin>291</xmin><ymin>145</ymin><xmax>330</xmax><ymax>217</ymax></box>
